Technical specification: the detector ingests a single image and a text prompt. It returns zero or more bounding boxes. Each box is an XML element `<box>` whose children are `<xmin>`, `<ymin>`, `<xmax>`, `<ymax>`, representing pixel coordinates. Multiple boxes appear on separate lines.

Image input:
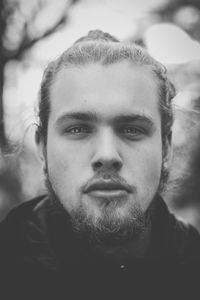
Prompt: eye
<box><xmin>69</xmin><ymin>127</ymin><xmax>87</xmax><ymax>133</ymax></box>
<box><xmin>64</xmin><ymin>125</ymin><xmax>92</xmax><ymax>137</ymax></box>
<box><xmin>125</xmin><ymin>127</ymin><xmax>142</xmax><ymax>134</ymax></box>
<box><xmin>118</xmin><ymin>126</ymin><xmax>145</xmax><ymax>139</ymax></box>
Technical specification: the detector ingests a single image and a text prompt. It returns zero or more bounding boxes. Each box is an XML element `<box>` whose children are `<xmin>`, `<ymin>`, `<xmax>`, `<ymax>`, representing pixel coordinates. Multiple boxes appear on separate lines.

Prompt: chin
<box><xmin>45</xmin><ymin>176</ymin><xmax>153</xmax><ymax>245</ymax></box>
<box><xmin>69</xmin><ymin>199</ymin><xmax>149</xmax><ymax>245</ymax></box>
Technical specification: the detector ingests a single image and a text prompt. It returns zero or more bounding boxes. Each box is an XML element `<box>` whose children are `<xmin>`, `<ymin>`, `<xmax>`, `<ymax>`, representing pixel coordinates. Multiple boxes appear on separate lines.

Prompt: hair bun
<box><xmin>74</xmin><ymin>29</ymin><xmax>119</xmax><ymax>44</ymax></box>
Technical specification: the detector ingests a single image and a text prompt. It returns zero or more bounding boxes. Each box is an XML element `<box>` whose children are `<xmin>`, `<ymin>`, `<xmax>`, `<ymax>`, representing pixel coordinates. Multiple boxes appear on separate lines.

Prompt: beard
<box><xmin>44</xmin><ymin>171</ymin><xmax>159</xmax><ymax>247</ymax></box>
<box><xmin>69</xmin><ymin>201</ymin><xmax>151</xmax><ymax>247</ymax></box>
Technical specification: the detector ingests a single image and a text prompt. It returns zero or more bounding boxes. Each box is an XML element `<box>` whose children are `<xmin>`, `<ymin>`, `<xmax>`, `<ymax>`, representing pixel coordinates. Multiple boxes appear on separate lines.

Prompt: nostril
<box><xmin>92</xmin><ymin>160</ymin><xmax>122</xmax><ymax>171</ymax></box>
<box><xmin>93</xmin><ymin>161</ymin><xmax>103</xmax><ymax>170</ymax></box>
<box><xmin>113</xmin><ymin>161</ymin><xmax>122</xmax><ymax>170</ymax></box>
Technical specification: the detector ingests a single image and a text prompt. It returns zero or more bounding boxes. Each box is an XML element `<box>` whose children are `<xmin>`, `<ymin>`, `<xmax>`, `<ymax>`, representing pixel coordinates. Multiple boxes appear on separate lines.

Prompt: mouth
<box><xmin>83</xmin><ymin>180</ymin><xmax>132</xmax><ymax>199</ymax></box>
<box><xmin>86</xmin><ymin>189</ymin><xmax>129</xmax><ymax>199</ymax></box>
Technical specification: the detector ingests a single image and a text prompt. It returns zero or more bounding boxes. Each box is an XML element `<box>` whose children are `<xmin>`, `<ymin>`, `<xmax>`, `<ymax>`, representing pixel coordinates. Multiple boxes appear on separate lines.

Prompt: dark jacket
<box><xmin>0</xmin><ymin>194</ymin><xmax>200</xmax><ymax>299</ymax></box>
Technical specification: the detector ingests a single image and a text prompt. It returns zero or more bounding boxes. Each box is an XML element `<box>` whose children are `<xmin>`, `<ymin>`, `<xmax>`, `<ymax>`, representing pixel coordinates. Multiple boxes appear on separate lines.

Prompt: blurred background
<box><xmin>0</xmin><ymin>0</ymin><xmax>200</xmax><ymax>230</ymax></box>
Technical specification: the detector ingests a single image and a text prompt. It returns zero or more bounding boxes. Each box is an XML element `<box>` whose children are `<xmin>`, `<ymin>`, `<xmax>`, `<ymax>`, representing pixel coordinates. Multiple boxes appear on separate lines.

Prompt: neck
<box><xmin>92</xmin><ymin>224</ymin><xmax>152</xmax><ymax>262</ymax></box>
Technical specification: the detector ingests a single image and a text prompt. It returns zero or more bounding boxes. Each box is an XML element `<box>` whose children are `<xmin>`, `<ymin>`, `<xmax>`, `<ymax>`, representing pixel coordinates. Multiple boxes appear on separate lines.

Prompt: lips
<box><xmin>87</xmin><ymin>189</ymin><xmax>129</xmax><ymax>199</ymax></box>
<box><xmin>83</xmin><ymin>180</ymin><xmax>132</xmax><ymax>197</ymax></box>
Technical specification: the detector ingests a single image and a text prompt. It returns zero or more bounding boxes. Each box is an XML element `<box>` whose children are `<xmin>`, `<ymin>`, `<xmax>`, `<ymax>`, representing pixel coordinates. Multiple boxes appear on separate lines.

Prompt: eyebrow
<box><xmin>56</xmin><ymin>111</ymin><xmax>154</xmax><ymax>127</ymax></box>
<box><xmin>56</xmin><ymin>111</ymin><xmax>98</xmax><ymax>126</ymax></box>
<box><xmin>113</xmin><ymin>114</ymin><xmax>154</xmax><ymax>127</ymax></box>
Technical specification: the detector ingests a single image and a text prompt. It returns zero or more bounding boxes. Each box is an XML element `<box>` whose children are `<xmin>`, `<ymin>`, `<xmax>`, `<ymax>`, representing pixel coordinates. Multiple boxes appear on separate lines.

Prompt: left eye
<box><xmin>121</xmin><ymin>127</ymin><xmax>143</xmax><ymax>135</ymax></box>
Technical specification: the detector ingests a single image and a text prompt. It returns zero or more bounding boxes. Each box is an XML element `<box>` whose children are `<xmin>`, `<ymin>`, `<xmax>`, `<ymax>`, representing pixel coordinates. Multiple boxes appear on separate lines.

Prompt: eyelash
<box><xmin>64</xmin><ymin>125</ymin><xmax>146</xmax><ymax>139</ymax></box>
<box><xmin>119</xmin><ymin>127</ymin><xmax>144</xmax><ymax>135</ymax></box>
<box><xmin>66</xmin><ymin>126</ymin><xmax>92</xmax><ymax>134</ymax></box>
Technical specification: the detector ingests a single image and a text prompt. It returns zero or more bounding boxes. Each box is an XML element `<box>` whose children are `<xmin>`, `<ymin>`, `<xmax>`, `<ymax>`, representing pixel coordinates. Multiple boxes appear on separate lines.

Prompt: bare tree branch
<box><xmin>14</xmin><ymin>14</ymin><xmax>68</xmax><ymax>60</ymax></box>
<box><xmin>1</xmin><ymin>0</ymin><xmax>79</xmax><ymax>146</ymax></box>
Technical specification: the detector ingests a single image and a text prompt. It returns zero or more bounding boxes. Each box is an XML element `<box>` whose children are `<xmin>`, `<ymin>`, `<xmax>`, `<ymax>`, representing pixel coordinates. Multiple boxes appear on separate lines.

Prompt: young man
<box><xmin>0</xmin><ymin>30</ymin><xmax>200</xmax><ymax>299</ymax></box>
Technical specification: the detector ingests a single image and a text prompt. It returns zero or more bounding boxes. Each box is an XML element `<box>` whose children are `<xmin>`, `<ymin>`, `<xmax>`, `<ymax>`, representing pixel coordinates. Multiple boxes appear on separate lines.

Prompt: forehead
<box><xmin>50</xmin><ymin>62</ymin><xmax>160</xmax><ymax>123</ymax></box>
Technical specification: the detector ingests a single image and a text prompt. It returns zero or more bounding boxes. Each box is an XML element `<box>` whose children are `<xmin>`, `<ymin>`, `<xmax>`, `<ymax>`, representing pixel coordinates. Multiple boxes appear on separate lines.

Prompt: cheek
<box><xmin>127</xmin><ymin>145</ymin><xmax>162</xmax><ymax>211</ymax></box>
<box><xmin>146</xmin><ymin>142</ymin><xmax>162</xmax><ymax>173</ymax></box>
<box><xmin>128</xmin><ymin>144</ymin><xmax>162</xmax><ymax>186</ymax></box>
<box><xmin>48</xmin><ymin>153</ymin><xmax>73</xmax><ymax>181</ymax></box>
<box><xmin>46</xmin><ymin>142</ymin><xmax>87</xmax><ymax>190</ymax></box>
<box><xmin>143</xmin><ymin>153</ymin><xmax>162</xmax><ymax>182</ymax></box>
<box><xmin>47</xmin><ymin>152</ymin><xmax>80</xmax><ymax>210</ymax></box>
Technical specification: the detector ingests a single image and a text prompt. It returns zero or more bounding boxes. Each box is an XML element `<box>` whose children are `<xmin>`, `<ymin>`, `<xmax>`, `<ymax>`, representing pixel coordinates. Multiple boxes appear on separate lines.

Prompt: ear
<box><xmin>35</xmin><ymin>128</ymin><xmax>47</xmax><ymax>173</ymax></box>
<box><xmin>163</xmin><ymin>131</ymin><xmax>172</xmax><ymax>169</ymax></box>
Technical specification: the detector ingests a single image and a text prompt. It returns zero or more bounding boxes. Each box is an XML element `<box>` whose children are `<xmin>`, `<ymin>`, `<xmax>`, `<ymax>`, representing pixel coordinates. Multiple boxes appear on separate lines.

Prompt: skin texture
<box><xmin>38</xmin><ymin>62</ymin><xmax>168</xmax><ymax>252</ymax></box>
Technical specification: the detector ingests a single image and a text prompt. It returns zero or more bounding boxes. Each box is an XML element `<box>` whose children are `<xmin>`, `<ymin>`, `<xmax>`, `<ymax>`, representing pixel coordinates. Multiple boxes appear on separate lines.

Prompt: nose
<box><xmin>91</xmin><ymin>128</ymin><xmax>123</xmax><ymax>172</ymax></box>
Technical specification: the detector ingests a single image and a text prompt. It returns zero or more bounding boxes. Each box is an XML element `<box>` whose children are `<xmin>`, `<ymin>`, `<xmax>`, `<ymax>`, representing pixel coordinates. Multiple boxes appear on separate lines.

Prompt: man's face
<box><xmin>41</xmin><ymin>62</ymin><xmax>164</xmax><ymax>242</ymax></box>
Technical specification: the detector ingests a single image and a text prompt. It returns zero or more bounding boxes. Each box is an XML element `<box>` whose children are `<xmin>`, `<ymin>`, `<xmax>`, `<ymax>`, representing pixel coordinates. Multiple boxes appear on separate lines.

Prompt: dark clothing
<box><xmin>0</xmin><ymin>194</ymin><xmax>200</xmax><ymax>299</ymax></box>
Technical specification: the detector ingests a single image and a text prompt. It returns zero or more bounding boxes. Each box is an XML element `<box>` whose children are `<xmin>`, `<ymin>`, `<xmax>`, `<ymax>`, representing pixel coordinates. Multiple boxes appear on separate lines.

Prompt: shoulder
<box><xmin>169</xmin><ymin>211</ymin><xmax>200</xmax><ymax>261</ymax></box>
<box><xmin>0</xmin><ymin>195</ymin><xmax>47</xmax><ymax>228</ymax></box>
<box><xmin>152</xmin><ymin>196</ymin><xmax>200</xmax><ymax>262</ymax></box>
<box><xmin>0</xmin><ymin>195</ymin><xmax>48</xmax><ymax>251</ymax></box>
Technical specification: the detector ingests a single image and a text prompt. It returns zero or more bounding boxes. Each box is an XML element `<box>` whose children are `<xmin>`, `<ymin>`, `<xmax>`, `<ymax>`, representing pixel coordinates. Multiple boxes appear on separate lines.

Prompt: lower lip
<box><xmin>87</xmin><ymin>190</ymin><xmax>129</xmax><ymax>198</ymax></box>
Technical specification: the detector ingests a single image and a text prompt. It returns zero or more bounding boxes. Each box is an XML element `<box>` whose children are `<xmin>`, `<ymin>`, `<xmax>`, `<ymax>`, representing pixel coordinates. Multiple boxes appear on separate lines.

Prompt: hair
<box><xmin>37</xmin><ymin>29</ymin><xmax>175</xmax><ymax>152</ymax></box>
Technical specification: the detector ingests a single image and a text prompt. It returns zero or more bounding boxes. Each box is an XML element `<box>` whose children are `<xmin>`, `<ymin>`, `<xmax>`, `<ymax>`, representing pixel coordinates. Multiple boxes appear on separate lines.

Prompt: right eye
<box><xmin>69</xmin><ymin>126</ymin><xmax>89</xmax><ymax>134</ymax></box>
<box><xmin>64</xmin><ymin>125</ymin><xmax>92</xmax><ymax>138</ymax></box>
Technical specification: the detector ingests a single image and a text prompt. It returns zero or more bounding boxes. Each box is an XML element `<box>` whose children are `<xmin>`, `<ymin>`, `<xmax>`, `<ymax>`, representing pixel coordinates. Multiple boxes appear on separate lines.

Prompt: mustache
<box><xmin>82</xmin><ymin>172</ymin><xmax>135</xmax><ymax>193</ymax></box>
